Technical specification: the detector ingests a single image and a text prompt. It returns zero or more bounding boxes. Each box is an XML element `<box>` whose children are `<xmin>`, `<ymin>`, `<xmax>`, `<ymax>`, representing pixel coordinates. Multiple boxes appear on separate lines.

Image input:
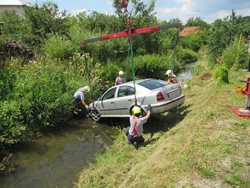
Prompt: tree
<box><xmin>208</xmin><ymin>10</ymin><xmax>250</xmax><ymax>58</ymax></box>
<box><xmin>112</xmin><ymin>0</ymin><xmax>162</xmax><ymax>54</ymax></box>
<box><xmin>185</xmin><ymin>17</ymin><xmax>209</xmax><ymax>28</ymax></box>
<box><xmin>0</xmin><ymin>11</ymin><xmax>31</xmax><ymax>41</ymax></box>
<box><xmin>24</xmin><ymin>2</ymin><xmax>69</xmax><ymax>48</ymax></box>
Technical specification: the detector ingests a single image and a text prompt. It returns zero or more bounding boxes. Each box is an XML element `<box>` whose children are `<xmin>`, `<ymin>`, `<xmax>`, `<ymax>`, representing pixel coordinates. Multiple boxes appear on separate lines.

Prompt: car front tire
<box><xmin>90</xmin><ymin>108</ymin><xmax>101</xmax><ymax>122</ymax></box>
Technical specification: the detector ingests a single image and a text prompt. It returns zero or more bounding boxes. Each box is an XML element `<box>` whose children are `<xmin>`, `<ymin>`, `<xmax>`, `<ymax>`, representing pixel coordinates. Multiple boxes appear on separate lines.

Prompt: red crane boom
<box><xmin>80</xmin><ymin>22</ymin><xmax>181</xmax><ymax>45</ymax></box>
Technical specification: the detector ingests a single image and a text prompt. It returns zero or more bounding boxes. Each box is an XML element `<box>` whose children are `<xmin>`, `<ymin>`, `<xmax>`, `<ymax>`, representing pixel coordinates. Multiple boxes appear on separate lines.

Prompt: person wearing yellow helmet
<box><xmin>73</xmin><ymin>86</ymin><xmax>90</xmax><ymax>115</ymax></box>
<box><xmin>115</xmin><ymin>71</ymin><xmax>126</xmax><ymax>85</ymax></box>
<box><xmin>127</xmin><ymin>105</ymin><xmax>151</xmax><ymax>148</ymax></box>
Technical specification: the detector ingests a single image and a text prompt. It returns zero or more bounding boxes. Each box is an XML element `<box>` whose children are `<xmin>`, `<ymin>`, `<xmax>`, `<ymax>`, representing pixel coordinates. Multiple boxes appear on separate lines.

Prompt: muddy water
<box><xmin>0</xmin><ymin>119</ymin><xmax>114</xmax><ymax>188</ymax></box>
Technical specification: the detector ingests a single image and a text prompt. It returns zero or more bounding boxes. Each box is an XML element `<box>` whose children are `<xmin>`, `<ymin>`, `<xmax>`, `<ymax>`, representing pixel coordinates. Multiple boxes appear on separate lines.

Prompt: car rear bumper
<box><xmin>149</xmin><ymin>94</ymin><xmax>185</xmax><ymax>113</ymax></box>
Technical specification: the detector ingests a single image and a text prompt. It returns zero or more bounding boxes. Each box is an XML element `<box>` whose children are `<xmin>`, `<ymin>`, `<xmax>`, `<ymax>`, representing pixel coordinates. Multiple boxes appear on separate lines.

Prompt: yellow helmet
<box><xmin>119</xmin><ymin>71</ymin><xmax>124</xmax><ymax>75</ymax></box>
<box><xmin>132</xmin><ymin>106</ymin><xmax>141</xmax><ymax>115</ymax></box>
<box><xmin>83</xmin><ymin>86</ymin><xmax>90</xmax><ymax>93</ymax></box>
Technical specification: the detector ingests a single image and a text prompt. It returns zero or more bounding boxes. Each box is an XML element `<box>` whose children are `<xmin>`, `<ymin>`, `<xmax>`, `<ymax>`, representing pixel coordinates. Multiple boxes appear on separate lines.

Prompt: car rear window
<box><xmin>138</xmin><ymin>79</ymin><xmax>167</xmax><ymax>90</ymax></box>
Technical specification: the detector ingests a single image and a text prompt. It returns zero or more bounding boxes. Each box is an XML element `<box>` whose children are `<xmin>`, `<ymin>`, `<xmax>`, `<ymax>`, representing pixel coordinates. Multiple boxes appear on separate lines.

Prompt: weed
<box><xmin>234</xmin><ymin>121</ymin><xmax>248</xmax><ymax>129</ymax></box>
<box><xmin>224</xmin><ymin>173</ymin><xmax>246</xmax><ymax>186</ymax></box>
<box><xmin>197</xmin><ymin>164</ymin><xmax>215</xmax><ymax>178</ymax></box>
<box><xmin>231</xmin><ymin>161</ymin><xmax>243</xmax><ymax>170</ymax></box>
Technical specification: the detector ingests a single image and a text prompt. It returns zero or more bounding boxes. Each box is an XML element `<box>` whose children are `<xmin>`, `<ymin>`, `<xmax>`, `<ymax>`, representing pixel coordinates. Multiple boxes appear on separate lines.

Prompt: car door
<box><xmin>115</xmin><ymin>85</ymin><xmax>135</xmax><ymax>115</ymax></box>
<box><xmin>97</xmin><ymin>87</ymin><xmax>118</xmax><ymax>116</ymax></box>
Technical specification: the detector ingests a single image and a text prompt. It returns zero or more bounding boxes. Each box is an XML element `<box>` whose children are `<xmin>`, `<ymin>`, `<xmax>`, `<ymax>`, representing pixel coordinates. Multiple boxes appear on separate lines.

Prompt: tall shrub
<box><xmin>220</xmin><ymin>36</ymin><xmax>248</xmax><ymax>70</ymax></box>
<box><xmin>0</xmin><ymin>69</ymin><xmax>15</xmax><ymax>101</ymax></box>
<box><xmin>133</xmin><ymin>54</ymin><xmax>181</xmax><ymax>79</ymax></box>
<box><xmin>45</xmin><ymin>34</ymin><xmax>73</xmax><ymax>59</ymax></box>
<box><xmin>176</xmin><ymin>47</ymin><xmax>198</xmax><ymax>65</ymax></box>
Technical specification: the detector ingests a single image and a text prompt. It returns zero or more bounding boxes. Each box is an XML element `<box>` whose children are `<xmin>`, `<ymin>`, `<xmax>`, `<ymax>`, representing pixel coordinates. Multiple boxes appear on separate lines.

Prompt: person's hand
<box><xmin>146</xmin><ymin>104</ymin><xmax>152</xmax><ymax>111</ymax></box>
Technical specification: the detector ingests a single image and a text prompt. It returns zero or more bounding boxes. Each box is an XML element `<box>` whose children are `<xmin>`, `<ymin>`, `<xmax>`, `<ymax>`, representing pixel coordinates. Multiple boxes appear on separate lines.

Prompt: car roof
<box><xmin>119</xmin><ymin>78</ymin><xmax>152</xmax><ymax>86</ymax></box>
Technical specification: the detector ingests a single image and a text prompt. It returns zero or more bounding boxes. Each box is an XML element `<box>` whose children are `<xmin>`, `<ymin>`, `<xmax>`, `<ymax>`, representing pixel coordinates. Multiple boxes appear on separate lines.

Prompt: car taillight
<box><xmin>156</xmin><ymin>91</ymin><xmax>165</xmax><ymax>101</ymax></box>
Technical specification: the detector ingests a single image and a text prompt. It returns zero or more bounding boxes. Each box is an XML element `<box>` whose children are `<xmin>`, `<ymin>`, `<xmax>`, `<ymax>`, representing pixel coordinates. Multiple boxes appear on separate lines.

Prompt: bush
<box><xmin>180</xmin><ymin>30</ymin><xmax>209</xmax><ymax>52</ymax></box>
<box><xmin>45</xmin><ymin>34</ymin><xmax>73</xmax><ymax>59</ymax></box>
<box><xmin>67</xmin><ymin>53</ymin><xmax>102</xmax><ymax>99</ymax></box>
<box><xmin>0</xmin><ymin>101</ymin><xmax>28</xmax><ymax>146</ymax></box>
<box><xmin>0</xmin><ymin>58</ymin><xmax>90</xmax><ymax>150</ymax></box>
<box><xmin>220</xmin><ymin>36</ymin><xmax>248</xmax><ymax>70</ymax></box>
<box><xmin>99</xmin><ymin>61</ymin><xmax>120</xmax><ymax>89</ymax></box>
<box><xmin>0</xmin><ymin>68</ymin><xmax>15</xmax><ymax>101</ymax></box>
<box><xmin>213</xmin><ymin>65</ymin><xmax>229</xmax><ymax>83</ymax></box>
<box><xmin>176</xmin><ymin>47</ymin><xmax>198</xmax><ymax>65</ymax></box>
<box><xmin>133</xmin><ymin>54</ymin><xmax>181</xmax><ymax>79</ymax></box>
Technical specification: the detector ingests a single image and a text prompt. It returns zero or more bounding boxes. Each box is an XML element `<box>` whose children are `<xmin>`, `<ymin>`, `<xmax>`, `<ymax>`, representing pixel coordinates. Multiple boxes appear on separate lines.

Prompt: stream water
<box><xmin>177</xmin><ymin>62</ymin><xmax>195</xmax><ymax>81</ymax></box>
<box><xmin>0</xmin><ymin>119</ymin><xmax>114</xmax><ymax>188</ymax></box>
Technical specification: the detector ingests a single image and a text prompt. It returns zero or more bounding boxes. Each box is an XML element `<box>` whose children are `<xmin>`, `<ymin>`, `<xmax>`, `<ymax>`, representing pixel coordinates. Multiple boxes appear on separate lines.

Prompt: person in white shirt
<box><xmin>127</xmin><ymin>105</ymin><xmax>151</xmax><ymax>148</ymax></box>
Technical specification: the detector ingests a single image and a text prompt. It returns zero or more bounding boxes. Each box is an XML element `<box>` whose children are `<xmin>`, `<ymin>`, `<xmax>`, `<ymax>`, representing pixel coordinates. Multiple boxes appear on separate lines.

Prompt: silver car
<box><xmin>89</xmin><ymin>79</ymin><xmax>185</xmax><ymax>121</ymax></box>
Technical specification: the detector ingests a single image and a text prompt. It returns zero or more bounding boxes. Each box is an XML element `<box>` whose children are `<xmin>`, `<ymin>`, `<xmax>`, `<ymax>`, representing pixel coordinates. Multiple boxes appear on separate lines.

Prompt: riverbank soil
<box><xmin>78</xmin><ymin>68</ymin><xmax>250</xmax><ymax>187</ymax></box>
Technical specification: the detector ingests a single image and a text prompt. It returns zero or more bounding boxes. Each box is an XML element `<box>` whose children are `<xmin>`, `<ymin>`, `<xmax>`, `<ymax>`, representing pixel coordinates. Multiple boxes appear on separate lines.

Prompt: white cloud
<box><xmin>156</xmin><ymin>0</ymin><xmax>250</xmax><ymax>23</ymax></box>
<box><xmin>159</xmin><ymin>2</ymin><xmax>195</xmax><ymax>23</ymax></box>
<box><xmin>237</xmin><ymin>8</ymin><xmax>250</xmax><ymax>17</ymax></box>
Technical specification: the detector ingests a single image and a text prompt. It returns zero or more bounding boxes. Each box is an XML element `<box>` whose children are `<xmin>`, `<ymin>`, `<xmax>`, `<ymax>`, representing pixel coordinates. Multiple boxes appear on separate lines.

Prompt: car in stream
<box><xmin>89</xmin><ymin>79</ymin><xmax>185</xmax><ymax>122</ymax></box>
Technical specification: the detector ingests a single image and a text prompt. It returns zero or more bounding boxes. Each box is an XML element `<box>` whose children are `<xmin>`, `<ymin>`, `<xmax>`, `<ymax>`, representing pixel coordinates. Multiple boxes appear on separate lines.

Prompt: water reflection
<box><xmin>0</xmin><ymin>119</ymin><xmax>114</xmax><ymax>188</ymax></box>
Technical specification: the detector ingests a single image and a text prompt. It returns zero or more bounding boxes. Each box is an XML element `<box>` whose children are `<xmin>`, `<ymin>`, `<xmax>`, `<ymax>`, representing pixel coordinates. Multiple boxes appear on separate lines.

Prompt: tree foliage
<box><xmin>208</xmin><ymin>10</ymin><xmax>250</xmax><ymax>58</ymax></box>
<box><xmin>185</xmin><ymin>17</ymin><xmax>209</xmax><ymax>28</ymax></box>
<box><xmin>220</xmin><ymin>36</ymin><xmax>248</xmax><ymax>70</ymax></box>
<box><xmin>24</xmin><ymin>2</ymin><xmax>69</xmax><ymax>48</ymax></box>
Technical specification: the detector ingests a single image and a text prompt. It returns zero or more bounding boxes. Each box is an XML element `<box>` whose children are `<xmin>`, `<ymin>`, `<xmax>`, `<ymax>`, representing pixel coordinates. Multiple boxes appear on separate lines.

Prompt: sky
<box><xmin>32</xmin><ymin>0</ymin><xmax>250</xmax><ymax>23</ymax></box>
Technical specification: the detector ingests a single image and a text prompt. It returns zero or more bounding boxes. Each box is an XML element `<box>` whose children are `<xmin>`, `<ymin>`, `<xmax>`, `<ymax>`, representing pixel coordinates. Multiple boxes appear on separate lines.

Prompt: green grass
<box><xmin>225</xmin><ymin>173</ymin><xmax>247</xmax><ymax>186</ymax></box>
<box><xmin>77</xmin><ymin>68</ymin><xmax>250</xmax><ymax>187</ymax></box>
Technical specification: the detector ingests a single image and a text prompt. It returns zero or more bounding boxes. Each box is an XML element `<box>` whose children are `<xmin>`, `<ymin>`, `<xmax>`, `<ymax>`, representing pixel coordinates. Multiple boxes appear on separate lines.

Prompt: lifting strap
<box><xmin>132</xmin><ymin>116</ymin><xmax>138</xmax><ymax>137</ymax></box>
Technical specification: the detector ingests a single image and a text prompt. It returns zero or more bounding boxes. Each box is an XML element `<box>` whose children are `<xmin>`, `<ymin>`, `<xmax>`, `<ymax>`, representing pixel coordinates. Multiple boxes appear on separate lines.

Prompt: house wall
<box><xmin>0</xmin><ymin>5</ymin><xmax>24</xmax><ymax>17</ymax></box>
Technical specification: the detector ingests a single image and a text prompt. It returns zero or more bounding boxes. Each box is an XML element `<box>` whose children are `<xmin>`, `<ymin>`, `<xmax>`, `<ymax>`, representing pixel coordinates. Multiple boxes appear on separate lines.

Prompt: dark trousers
<box><xmin>72</xmin><ymin>98</ymin><xmax>88</xmax><ymax>115</ymax></box>
<box><xmin>126</xmin><ymin>127</ymin><xmax>144</xmax><ymax>148</ymax></box>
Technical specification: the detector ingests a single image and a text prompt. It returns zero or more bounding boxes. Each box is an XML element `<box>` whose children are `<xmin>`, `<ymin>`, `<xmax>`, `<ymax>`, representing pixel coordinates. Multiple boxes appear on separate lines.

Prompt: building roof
<box><xmin>0</xmin><ymin>0</ymin><xmax>27</xmax><ymax>6</ymax></box>
<box><xmin>180</xmin><ymin>26</ymin><xmax>200</xmax><ymax>37</ymax></box>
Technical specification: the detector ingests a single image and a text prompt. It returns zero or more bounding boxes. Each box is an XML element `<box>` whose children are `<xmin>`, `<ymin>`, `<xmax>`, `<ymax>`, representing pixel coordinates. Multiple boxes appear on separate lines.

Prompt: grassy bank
<box><xmin>78</xmin><ymin>67</ymin><xmax>250</xmax><ymax>187</ymax></box>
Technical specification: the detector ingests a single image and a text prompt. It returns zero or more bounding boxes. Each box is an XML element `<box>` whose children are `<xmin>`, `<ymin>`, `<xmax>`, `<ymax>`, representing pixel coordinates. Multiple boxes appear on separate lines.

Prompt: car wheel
<box><xmin>90</xmin><ymin>108</ymin><xmax>101</xmax><ymax>122</ymax></box>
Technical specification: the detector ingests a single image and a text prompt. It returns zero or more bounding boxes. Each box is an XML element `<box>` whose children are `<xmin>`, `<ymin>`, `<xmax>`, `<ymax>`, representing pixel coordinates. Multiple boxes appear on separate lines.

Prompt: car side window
<box><xmin>102</xmin><ymin>87</ymin><xmax>117</xmax><ymax>100</ymax></box>
<box><xmin>118</xmin><ymin>86</ymin><xmax>135</xmax><ymax>97</ymax></box>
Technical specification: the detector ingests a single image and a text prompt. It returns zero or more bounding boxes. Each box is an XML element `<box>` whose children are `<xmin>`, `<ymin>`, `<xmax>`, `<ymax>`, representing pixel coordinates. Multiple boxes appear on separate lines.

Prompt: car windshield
<box><xmin>138</xmin><ymin>79</ymin><xmax>167</xmax><ymax>90</ymax></box>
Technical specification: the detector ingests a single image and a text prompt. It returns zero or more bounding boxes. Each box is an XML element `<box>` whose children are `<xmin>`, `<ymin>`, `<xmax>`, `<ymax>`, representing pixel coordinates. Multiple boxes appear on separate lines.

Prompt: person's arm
<box><xmin>145</xmin><ymin>109</ymin><xmax>151</xmax><ymax>119</ymax></box>
<box><xmin>140</xmin><ymin>105</ymin><xmax>151</xmax><ymax>124</ymax></box>
<box><xmin>81</xmin><ymin>99</ymin><xmax>87</xmax><ymax>106</ymax></box>
<box><xmin>80</xmin><ymin>92</ymin><xmax>88</xmax><ymax>107</ymax></box>
<box><xmin>145</xmin><ymin>105</ymin><xmax>152</xmax><ymax>119</ymax></box>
